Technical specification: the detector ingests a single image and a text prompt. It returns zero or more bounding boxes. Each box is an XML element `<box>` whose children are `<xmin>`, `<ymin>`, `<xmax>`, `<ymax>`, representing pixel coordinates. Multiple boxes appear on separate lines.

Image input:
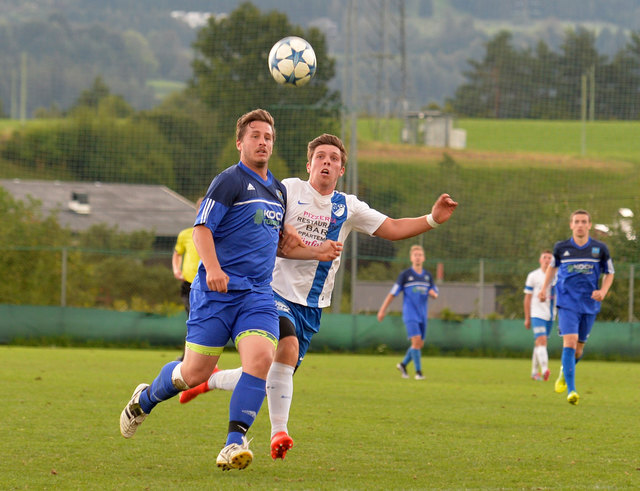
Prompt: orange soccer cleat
<box><xmin>270</xmin><ymin>431</ymin><xmax>294</xmax><ymax>460</ymax></box>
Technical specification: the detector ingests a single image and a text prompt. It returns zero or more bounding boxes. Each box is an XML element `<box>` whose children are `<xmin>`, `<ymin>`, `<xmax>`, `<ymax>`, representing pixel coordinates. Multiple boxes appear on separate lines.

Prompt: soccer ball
<box><xmin>268</xmin><ymin>36</ymin><xmax>317</xmax><ymax>87</ymax></box>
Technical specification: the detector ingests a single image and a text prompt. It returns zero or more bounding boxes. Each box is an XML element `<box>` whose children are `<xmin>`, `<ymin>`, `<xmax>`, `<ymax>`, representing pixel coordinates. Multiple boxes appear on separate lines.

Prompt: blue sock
<box><xmin>562</xmin><ymin>347</ymin><xmax>577</xmax><ymax>393</ymax></box>
<box><xmin>401</xmin><ymin>347</ymin><xmax>412</xmax><ymax>367</ymax></box>
<box><xmin>226</xmin><ymin>372</ymin><xmax>266</xmax><ymax>446</ymax></box>
<box><xmin>411</xmin><ymin>348</ymin><xmax>422</xmax><ymax>373</ymax></box>
<box><xmin>139</xmin><ymin>360</ymin><xmax>181</xmax><ymax>414</ymax></box>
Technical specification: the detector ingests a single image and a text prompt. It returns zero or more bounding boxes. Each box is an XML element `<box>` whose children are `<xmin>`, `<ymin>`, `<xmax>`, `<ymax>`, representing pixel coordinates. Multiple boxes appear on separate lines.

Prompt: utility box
<box><xmin>402</xmin><ymin>110</ymin><xmax>466</xmax><ymax>149</ymax></box>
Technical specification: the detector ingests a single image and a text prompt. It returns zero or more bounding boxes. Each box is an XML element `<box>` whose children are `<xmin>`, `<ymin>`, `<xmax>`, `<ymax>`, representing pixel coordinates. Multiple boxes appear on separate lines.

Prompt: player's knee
<box><xmin>275</xmin><ymin>317</ymin><xmax>299</xmax><ymax>364</ymax></box>
<box><xmin>535</xmin><ymin>336</ymin><xmax>547</xmax><ymax>347</ymax></box>
<box><xmin>275</xmin><ymin>336</ymin><xmax>299</xmax><ymax>365</ymax></box>
<box><xmin>247</xmin><ymin>353</ymin><xmax>275</xmax><ymax>378</ymax></box>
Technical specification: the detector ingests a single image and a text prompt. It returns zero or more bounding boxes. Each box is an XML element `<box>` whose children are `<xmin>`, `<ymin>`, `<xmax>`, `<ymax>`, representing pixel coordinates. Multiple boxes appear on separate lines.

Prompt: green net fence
<box><xmin>1</xmin><ymin>2</ymin><xmax>639</xmax><ymax>325</ymax></box>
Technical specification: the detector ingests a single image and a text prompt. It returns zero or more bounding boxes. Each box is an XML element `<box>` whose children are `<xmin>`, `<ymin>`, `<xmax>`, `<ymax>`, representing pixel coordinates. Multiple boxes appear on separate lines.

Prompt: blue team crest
<box><xmin>276</xmin><ymin>190</ymin><xmax>284</xmax><ymax>205</ymax></box>
<box><xmin>591</xmin><ymin>247</ymin><xmax>600</xmax><ymax>257</ymax></box>
<box><xmin>332</xmin><ymin>203</ymin><xmax>346</xmax><ymax>217</ymax></box>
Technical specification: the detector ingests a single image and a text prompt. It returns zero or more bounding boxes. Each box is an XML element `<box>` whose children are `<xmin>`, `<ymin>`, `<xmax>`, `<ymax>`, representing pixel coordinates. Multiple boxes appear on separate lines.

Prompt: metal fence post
<box><xmin>61</xmin><ymin>247</ymin><xmax>67</xmax><ymax>307</ymax></box>
<box><xmin>629</xmin><ymin>264</ymin><xmax>635</xmax><ymax>323</ymax></box>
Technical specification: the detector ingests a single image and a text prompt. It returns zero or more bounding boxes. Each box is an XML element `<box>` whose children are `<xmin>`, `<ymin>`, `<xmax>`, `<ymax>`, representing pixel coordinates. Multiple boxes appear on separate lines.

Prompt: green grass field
<box><xmin>2</xmin><ymin>346</ymin><xmax>638</xmax><ymax>489</ymax></box>
<box><xmin>357</xmin><ymin>117</ymin><xmax>640</xmax><ymax>163</ymax></box>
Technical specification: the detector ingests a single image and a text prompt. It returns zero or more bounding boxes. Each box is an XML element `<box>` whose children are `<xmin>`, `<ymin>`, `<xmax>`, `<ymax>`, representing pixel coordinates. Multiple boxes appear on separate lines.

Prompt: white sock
<box><xmin>531</xmin><ymin>349</ymin><xmax>538</xmax><ymax>376</ymax></box>
<box><xmin>266</xmin><ymin>361</ymin><xmax>295</xmax><ymax>438</ymax></box>
<box><xmin>209</xmin><ymin>367</ymin><xmax>243</xmax><ymax>391</ymax></box>
<box><xmin>535</xmin><ymin>346</ymin><xmax>549</xmax><ymax>373</ymax></box>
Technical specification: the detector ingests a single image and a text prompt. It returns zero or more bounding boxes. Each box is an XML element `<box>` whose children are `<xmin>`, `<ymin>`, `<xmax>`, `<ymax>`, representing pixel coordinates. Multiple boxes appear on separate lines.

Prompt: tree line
<box><xmin>1</xmin><ymin>3</ymin><xmax>340</xmax><ymax>200</ymax></box>
<box><xmin>448</xmin><ymin>28</ymin><xmax>640</xmax><ymax>119</ymax></box>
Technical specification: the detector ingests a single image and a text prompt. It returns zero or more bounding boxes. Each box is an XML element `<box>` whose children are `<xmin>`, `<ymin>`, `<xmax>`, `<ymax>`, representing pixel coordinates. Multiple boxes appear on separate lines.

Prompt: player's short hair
<box><xmin>570</xmin><ymin>209</ymin><xmax>591</xmax><ymax>223</ymax></box>
<box><xmin>540</xmin><ymin>249</ymin><xmax>552</xmax><ymax>255</ymax></box>
<box><xmin>410</xmin><ymin>245</ymin><xmax>424</xmax><ymax>255</ymax></box>
<box><xmin>236</xmin><ymin>109</ymin><xmax>275</xmax><ymax>142</ymax></box>
<box><xmin>307</xmin><ymin>133</ymin><xmax>347</xmax><ymax>167</ymax></box>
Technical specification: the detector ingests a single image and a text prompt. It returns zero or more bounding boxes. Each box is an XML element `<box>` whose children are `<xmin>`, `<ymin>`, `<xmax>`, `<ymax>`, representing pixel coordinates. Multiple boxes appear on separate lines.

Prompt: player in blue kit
<box><xmin>377</xmin><ymin>245</ymin><xmax>438</xmax><ymax>380</ymax></box>
<box><xmin>538</xmin><ymin>209</ymin><xmax>614</xmax><ymax>405</ymax></box>
<box><xmin>178</xmin><ymin>133</ymin><xmax>457</xmax><ymax>460</ymax></box>
<box><xmin>118</xmin><ymin>109</ymin><xmax>341</xmax><ymax>471</ymax></box>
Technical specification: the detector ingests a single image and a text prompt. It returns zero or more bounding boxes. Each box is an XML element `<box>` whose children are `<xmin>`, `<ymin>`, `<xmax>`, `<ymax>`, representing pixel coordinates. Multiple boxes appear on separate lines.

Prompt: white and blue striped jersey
<box><xmin>390</xmin><ymin>268</ymin><xmax>438</xmax><ymax>323</ymax></box>
<box><xmin>192</xmin><ymin>162</ymin><xmax>287</xmax><ymax>293</ymax></box>
<box><xmin>272</xmin><ymin>178</ymin><xmax>387</xmax><ymax>308</ymax></box>
<box><xmin>552</xmin><ymin>237</ymin><xmax>614</xmax><ymax>314</ymax></box>
<box><xmin>523</xmin><ymin>268</ymin><xmax>555</xmax><ymax>321</ymax></box>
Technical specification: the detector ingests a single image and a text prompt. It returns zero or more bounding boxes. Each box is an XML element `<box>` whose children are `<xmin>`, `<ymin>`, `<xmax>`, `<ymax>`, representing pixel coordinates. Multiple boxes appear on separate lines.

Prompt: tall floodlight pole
<box><xmin>20</xmin><ymin>52</ymin><xmax>28</xmax><ymax>124</ymax></box>
<box><xmin>399</xmin><ymin>0</ymin><xmax>409</xmax><ymax>142</ymax></box>
<box><xmin>349</xmin><ymin>0</ymin><xmax>359</xmax><ymax>315</ymax></box>
<box><xmin>333</xmin><ymin>0</ymin><xmax>355</xmax><ymax>313</ymax></box>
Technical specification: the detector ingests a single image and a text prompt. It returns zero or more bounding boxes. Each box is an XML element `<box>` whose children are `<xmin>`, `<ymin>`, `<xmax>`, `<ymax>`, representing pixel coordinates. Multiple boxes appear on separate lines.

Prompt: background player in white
<box><xmin>377</xmin><ymin>244</ymin><xmax>438</xmax><ymax>380</ymax></box>
<box><xmin>538</xmin><ymin>209</ymin><xmax>614</xmax><ymax>405</ymax></box>
<box><xmin>523</xmin><ymin>250</ymin><xmax>555</xmax><ymax>381</ymax></box>
<box><xmin>179</xmin><ymin>133</ymin><xmax>458</xmax><ymax>459</ymax></box>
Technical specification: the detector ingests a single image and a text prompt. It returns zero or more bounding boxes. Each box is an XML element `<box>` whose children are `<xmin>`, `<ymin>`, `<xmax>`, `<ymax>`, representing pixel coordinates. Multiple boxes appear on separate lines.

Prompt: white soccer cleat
<box><xmin>120</xmin><ymin>383</ymin><xmax>149</xmax><ymax>438</ymax></box>
<box><xmin>216</xmin><ymin>436</ymin><xmax>253</xmax><ymax>471</ymax></box>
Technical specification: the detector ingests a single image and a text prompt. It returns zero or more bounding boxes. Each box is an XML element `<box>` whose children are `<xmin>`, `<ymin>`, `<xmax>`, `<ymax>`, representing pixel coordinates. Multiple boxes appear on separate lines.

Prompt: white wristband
<box><xmin>426</xmin><ymin>213</ymin><xmax>440</xmax><ymax>229</ymax></box>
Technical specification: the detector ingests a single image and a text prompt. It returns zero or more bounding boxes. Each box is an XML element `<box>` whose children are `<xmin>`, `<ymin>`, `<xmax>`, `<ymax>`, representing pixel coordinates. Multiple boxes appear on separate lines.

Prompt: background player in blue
<box><xmin>178</xmin><ymin>133</ymin><xmax>458</xmax><ymax>461</ymax></box>
<box><xmin>118</xmin><ymin>109</ymin><xmax>341</xmax><ymax>471</ymax></box>
<box><xmin>377</xmin><ymin>245</ymin><xmax>438</xmax><ymax>380</ymax></box>
<box><xmin>538</xmin><ymin>209</ymin><xmax>614</xmax><ymax>405</ymax></box>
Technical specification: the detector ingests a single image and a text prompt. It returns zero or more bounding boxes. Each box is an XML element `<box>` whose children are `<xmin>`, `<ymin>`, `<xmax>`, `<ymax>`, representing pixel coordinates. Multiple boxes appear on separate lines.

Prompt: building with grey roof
<box><xmin>0</xmin><ymin>179</ymin><xmax>198</xmax><ymax>248</ymax></box>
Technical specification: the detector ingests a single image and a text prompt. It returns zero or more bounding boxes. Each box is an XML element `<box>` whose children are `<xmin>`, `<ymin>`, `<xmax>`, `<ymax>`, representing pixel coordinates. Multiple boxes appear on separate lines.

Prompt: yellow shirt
<box><xmin>174</xmin><ymin>227</ymin><xmax>200</xmax><ymax>284</ymax></box>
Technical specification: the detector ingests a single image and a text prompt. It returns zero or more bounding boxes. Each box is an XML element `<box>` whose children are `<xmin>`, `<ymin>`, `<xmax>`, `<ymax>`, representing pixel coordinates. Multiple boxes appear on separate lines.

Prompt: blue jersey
<box><xmin>390</xmin><ymin>268</ymin><xmax>438</xmax><ymax>323</ymax></box>
<box><xmin>552</xmin><ymin>237</ymin><xmax>614</xmax><ymax>315</ymax></box>
<box><xmin>192</xmin><ymin>162</ymin><xmax>287</xmax><ymax>293</ymax></box>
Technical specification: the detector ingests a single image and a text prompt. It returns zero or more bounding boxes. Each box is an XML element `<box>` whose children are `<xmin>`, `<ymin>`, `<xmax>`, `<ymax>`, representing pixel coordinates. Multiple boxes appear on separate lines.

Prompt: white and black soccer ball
<box><xmin>268</xmin><ymin>36</ymin><xmax>317</xmax><ymax>87</ymax></box>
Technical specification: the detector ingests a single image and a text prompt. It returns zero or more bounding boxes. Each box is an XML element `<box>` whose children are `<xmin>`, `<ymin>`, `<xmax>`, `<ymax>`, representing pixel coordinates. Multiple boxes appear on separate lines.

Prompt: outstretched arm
<box><xmin>374</xmin><ymin>193</ymin><xmax>458</xmax><ymax>241</ymax></box>
<box><xmin>377</xmin><ymin>293</ymin><xmax>395</xmax><ymax>322</ymax></box>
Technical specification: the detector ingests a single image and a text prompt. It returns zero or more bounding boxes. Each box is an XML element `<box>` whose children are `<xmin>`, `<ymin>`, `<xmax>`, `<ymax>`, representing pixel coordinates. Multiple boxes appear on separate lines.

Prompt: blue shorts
<box><xmin>405</xmin><ymin>320</ymin><xmax>426</xmax><ymax>340</ymax></box>
<box><xmin>531</xmin><ymin>317</ymin><xmax>553</xmax><ymax>339</ymax></box>
<box><xmin>557</xmin><ymin>308</ymin><xmax>596</xmax><ymax>344</ymax></box>
<box><xmin>185</xmin><ymin>289</ymin><xmax>279</xmax><ymax>355</ymax></box>
<box><xmin>274</xmin><ymin>292</ymin><xmax>321</xmax><ymax>367</ymax></box>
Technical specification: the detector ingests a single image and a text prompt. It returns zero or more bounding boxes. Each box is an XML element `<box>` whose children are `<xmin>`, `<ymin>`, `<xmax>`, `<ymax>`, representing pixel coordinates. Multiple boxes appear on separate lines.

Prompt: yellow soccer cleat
<box><xmin>554</xmin><ymin>367</ymin><xmax>567</xmax><ymax>393</ymax></box>
<box><xmin>567</xmin><ymin>391</ymin><xmax>580</xmax><ymax>405</ymax></box>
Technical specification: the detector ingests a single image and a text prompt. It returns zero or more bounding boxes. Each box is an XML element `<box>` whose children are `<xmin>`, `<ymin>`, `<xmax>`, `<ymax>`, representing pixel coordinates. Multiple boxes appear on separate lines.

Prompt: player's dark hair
<box><xmin>236</xmin><ymin>108</ymin><xmax>276</xmax><ymax>142</ymax></box>
<box><xmin>307</xmin><ymin>133</ymin><xmax>347</xmax><ymax>166</ymax></box>
<box><xmin>570</xmin><ymin>209</ymin><xmax>591</xmax><ymax>223</ymax></box>
<box><xmin>541</xmin><ymin>249</ymin><xmax>552</xmax><ymax>255</ymax></box>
